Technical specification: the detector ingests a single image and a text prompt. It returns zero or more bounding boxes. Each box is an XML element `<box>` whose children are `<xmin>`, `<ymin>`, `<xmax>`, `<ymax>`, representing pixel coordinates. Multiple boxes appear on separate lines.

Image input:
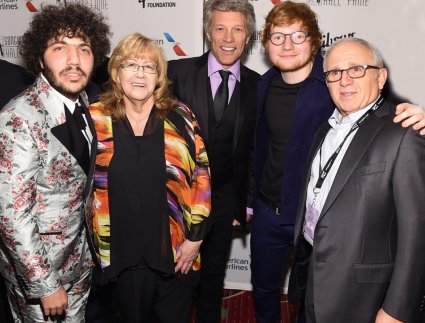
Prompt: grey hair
<box><xmin>323</xmin><ymin>37</ymin><xmax>385</xmax><ymax>71</ymax></box>
<box><xmin>203</xmin><ymin>0</ymin><xmax>256</xmax><ymax>37</ymax></box>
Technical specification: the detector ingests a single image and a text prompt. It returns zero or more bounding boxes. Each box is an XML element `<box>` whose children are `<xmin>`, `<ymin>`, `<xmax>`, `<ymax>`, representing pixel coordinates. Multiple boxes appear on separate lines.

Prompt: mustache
<box><xmin>60</xmin><ymin>66</ymin><xmax>88</xmax><ymax>77</ymax></box>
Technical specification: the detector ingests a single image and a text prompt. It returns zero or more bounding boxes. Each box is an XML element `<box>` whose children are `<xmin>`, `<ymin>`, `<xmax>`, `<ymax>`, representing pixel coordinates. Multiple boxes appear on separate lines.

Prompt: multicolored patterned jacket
<box><xmin>0</xmin><ymin>75</ymin><xmax>93</xmax><ymax>299</ymax></box>
<box><xmin>89</xmin><ymin>102</ymin><xmax>211</xmax><ymax>271</ymax></box>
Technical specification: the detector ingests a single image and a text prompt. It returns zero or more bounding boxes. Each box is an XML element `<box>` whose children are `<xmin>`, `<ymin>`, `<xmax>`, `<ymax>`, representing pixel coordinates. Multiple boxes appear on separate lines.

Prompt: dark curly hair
<box><xmin>20</xmin><ymin>3</ymin><xmax>111</xmax><ymax>76</ymax></box>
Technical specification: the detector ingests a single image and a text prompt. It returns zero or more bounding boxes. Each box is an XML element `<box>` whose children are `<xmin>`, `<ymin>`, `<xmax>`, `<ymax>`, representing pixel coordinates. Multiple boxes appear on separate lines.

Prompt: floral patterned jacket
<box><xmin>0</xmin><ymin>75</ymin><xmax>94</xmax><ymax>299</ymax></box>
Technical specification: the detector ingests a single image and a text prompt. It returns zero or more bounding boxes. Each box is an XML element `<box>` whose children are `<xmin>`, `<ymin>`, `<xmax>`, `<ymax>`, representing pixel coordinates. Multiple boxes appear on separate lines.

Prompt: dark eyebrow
<box><xmin>49</xmin><ymin>39</ymin><xmax>92</xmax><ymax>48</ymax></box>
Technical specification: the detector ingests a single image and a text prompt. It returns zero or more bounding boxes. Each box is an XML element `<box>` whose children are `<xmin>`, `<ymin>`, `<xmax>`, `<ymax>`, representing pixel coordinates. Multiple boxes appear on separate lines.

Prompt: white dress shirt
<box><xmin>303</xmin><ymin>99</ymin><xmax>378</xmax><ymax>245</ymax></box>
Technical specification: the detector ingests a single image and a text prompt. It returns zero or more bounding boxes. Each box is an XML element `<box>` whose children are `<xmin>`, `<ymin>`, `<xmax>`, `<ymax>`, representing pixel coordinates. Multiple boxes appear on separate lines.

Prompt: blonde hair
<box><xmin>100</xmin><ymin>32</ymin><xmax>177</xmax><ymax>120</ymax></box>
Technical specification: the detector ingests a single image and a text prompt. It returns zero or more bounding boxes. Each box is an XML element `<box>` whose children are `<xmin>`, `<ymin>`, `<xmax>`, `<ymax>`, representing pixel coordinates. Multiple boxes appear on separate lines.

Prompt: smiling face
<box><xmin>206</xmin><ymin>10</ymin><xmax>250</xmax><ymax>70</ymax></box>
<box><xmin>41</xmin><ymin>35</ymin><xmax>94</xmax><ymax>101</ymax></box>
<box><xmin>115</xmin><ymin>57</ymin><xmax>158</xmax><ymax>107</ymax></box>
<box><xmin>266</xmin><ymin>21</ymin><xmax>314</xmax><ymax>82</ymax></box>
<box><xmin>325</xmin><ymin>41</ymin><xmax>387</xmax><ymax>117</ymax></box>
<box><xmin>266</xmin><ymin>22</ymin><xmax>313</xmax><ymax>82</ymax></box>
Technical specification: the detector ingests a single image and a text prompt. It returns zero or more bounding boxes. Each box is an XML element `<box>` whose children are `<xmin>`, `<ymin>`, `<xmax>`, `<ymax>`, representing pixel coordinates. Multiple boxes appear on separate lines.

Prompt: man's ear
<box><xmin>206</xmin><ymin>32</ymin><xmax>211</xmax><ymax>43</ymax></box>
<box><xmin>39</xmin><ymin>58</ymin><xmax>44</xmax><ymax>70</ymax></box>
<box><xmin>378</xmin><ymin>68</ymin><xmax>388</xmax><ymax>90</ymax></box>
<box><xmin>245</xmin><ymin>36</ymin><xmax>250</xmax><ymax>45</ymax></box>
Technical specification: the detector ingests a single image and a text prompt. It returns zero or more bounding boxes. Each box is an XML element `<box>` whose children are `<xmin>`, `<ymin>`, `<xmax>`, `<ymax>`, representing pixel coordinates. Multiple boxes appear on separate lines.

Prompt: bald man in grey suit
<box><xmin>290</xmin><ymin>38</ymin><xmax>425</xmax><ymax>323</ymax></box>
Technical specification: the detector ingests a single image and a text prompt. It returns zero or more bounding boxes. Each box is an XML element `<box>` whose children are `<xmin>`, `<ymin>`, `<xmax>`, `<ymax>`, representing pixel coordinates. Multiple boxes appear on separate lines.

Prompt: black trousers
<box><xmin>195</xmin><ymin>185</ymin><xmax>235</xmax><ymax>323</ymax></box>
<box><xmin>0</xmin><ymin>276</ymin><xmax>13</xmax><ymax>323</ymax></box>
<box><xmin>115</xmin><ymin>267</ymin><xmax>193</xmax><ymax>323</ymax></box>
<box><xmin>304</xmin><ymin>242</ymin><xmax>316</xmax><ymax>323</ymax></box>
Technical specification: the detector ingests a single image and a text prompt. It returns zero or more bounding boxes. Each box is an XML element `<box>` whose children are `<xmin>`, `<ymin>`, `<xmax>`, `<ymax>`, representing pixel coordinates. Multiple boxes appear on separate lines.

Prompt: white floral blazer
<box><xmin>0</xmin><ymin>75</ymin><xmax>95</xmax><ymax>299</ymax></box>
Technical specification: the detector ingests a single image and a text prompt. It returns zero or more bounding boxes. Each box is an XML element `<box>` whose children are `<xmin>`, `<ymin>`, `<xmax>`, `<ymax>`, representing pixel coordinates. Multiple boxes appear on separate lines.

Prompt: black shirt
<box><xmin>260</xmin><ymin>74</ymin><xmax>303</xmax><ymax>207</ymax></box>
<box><xmin>103</xmin><ymin>108</ymin><xmax>174</xmax><ymax>282</ymax></box>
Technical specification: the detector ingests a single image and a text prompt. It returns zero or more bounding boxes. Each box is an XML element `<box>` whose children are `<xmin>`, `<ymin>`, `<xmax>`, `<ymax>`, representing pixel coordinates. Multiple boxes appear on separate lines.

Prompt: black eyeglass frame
<box><xmin>324</xmin><ymin>64</ymin><xmax>381</xmax><ymax>82</ymax></box>
<box><xmin>268</xmin><ymin>31</ymin><xmax>310</xmax><ymax>45</ymax></box>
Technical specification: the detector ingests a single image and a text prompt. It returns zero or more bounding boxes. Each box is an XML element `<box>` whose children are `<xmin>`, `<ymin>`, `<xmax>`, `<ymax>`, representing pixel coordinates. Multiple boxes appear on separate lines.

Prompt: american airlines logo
<box><xmin>163</xmin><ymin>33</ymin><xmax>187</xmax><ymax>56</ymax></box>
<box><xmin>25</xmin><ymin>0</ymin><xmax>63</xmax><ymax>12</ymax></box>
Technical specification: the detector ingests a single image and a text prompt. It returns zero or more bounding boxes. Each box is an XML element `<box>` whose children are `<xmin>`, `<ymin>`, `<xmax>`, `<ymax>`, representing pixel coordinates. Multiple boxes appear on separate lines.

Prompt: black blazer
<box><xmin>290</xmin><ymin>101</ymin><xmax>425</xmax><ymax>323</ymax></box>
<box><xmin>168</xmin><ymin>51</ymin><xmax>259</xmax><ymax>224</ymax></box>
<box><xmin>0</xmin><ymin>59</ymin><xmax>34</xmax><ymax>109</ymax></box>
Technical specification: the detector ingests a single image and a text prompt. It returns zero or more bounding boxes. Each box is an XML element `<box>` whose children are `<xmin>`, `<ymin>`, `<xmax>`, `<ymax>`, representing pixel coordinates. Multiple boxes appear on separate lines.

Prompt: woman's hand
<box><xmin>175</xmin><ymin>239</ymin><xmax>202</xmax><ymax>274</ymax></box>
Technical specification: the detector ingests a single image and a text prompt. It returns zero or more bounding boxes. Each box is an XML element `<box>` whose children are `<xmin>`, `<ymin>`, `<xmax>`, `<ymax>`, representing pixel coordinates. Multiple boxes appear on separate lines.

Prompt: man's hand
<box><xmin>40</xmin><ymin>286</ymin><xmax>68</xmax><ymax>317</ymax></box>
<box><xmin>175</xmin><ymin>239</ymin><xmax>202</xmax><ymax>274</ymax></box>
<box><xmin>375</xmin><ymin>308</ymin><xmax>404</xmax><ymax>323</ymax></box>
<box><xmin>232</xmin><ymin>210</ymin><xmax>253</xmax><ymax>228</ymax></box>
<box><xmin>394</xmin><ymin>103</ymin><xmax>425</xmax><ymax>135</ymax></box>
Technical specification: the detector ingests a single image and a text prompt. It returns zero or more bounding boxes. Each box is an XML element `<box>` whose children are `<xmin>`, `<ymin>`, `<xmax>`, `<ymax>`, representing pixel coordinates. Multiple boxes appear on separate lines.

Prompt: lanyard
<box><xmin>314</xmin><ymin>96</ymin><xmax>383</xmax><ymax>194</ymax></box>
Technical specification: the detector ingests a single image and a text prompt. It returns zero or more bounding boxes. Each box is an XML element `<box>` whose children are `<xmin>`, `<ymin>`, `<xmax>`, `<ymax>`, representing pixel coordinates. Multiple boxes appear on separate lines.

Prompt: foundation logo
<box><xmin>163</xmin><ymin>33</ymin><xmax>186</xmax><ymax>56</ymax></box>
<box><xmin>139</xmin><ymin>0</ymin><xmax>176</xmax><ymax>8</ymax></box>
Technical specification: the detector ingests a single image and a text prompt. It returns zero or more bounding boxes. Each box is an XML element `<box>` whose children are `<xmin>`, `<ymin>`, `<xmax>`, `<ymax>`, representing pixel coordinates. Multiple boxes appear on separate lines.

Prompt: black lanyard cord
<box><xmin>314</xmin><ymin>96</ymin><xmax>383</xmax><ymax>192</ymax></box>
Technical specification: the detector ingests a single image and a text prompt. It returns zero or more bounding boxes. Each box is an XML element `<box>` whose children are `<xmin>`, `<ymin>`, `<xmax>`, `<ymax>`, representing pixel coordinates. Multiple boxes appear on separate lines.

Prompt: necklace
<box><xmin>133</xmin><ymin>118</ymin><xmax>143</xmax><ymax>128</ymax></box>
<box><xmin>127</xmin><ymin>114</ymin><xmax>149</xmax><ymax>136</ymax></box>
<box><xmin>127</xmin><ymin>114</ymin><xmax>147</xmax><ymax>126</ymax></box>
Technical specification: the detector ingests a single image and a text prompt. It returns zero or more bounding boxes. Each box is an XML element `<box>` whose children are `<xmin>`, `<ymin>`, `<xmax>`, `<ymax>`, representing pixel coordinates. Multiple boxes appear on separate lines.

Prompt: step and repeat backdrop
<box><xmin>1</xmin><ymin>0</ymin><xmax>424</xmax><ymax>291</ymax></box>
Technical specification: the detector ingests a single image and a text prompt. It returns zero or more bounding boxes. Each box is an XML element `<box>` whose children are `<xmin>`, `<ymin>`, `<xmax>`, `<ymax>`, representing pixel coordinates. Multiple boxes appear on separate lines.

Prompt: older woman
<box><xmin>88</xmin><ymin>33</ymin><xmax>211</xmax><ymax>323</ymax></box>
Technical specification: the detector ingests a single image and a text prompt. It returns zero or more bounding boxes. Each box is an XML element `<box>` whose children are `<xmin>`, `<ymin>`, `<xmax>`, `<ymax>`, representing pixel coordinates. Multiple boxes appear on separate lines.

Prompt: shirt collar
<box><xmin>41</xmin><ymin>73</ymin><xmax>80</xmax><ymax>113</ymax></box>
<box><xmin>329</xmin><ymin>97</ymin><xmax>379</xmax><ymax>128</ymax></box>
<box><xmin>207</xmin><ymin>51</ymin><xmax>241</xmax><ymax>82</ymax></box>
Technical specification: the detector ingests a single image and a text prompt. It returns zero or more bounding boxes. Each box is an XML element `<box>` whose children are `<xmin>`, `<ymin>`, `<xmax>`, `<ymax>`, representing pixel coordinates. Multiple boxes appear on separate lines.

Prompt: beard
<box><xmin>277</xmin><ymin>55</ymin><xmax>312</xmax><ymax>73</ymax></box>
<box><xmin>42</xmin><ymin>64</ymin><xmax>91</xmax><ymax>99</ymax></box>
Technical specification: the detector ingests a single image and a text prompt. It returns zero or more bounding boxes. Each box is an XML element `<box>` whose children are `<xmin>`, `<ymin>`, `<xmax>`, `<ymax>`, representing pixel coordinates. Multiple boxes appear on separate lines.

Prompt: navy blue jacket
<box><xmin>254</xmin><ymin>53</ymin><xmax>334</xmax><ymax>225</ymax></box>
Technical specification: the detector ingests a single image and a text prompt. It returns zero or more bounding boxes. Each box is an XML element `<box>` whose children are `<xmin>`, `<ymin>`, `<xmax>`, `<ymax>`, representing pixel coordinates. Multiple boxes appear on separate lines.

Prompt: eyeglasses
<box><xmin>120</xmin><ymin>61</ymin><xmax>158</xmax><ymax>74</ymax></box>
<box><xmin>324</xmin><ymin>65</ymin><xmax>380</xmax><ymax>82</ymax></box>
<box><xmin>268</xmin><ymin>31</ymin><xmax>310</xmax><ymax>45</ymax></box>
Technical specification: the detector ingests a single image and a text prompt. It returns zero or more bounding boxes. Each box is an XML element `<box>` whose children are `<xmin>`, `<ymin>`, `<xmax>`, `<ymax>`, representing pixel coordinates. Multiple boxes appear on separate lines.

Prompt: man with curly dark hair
<box><xmin>0</xmin><ymin>3</ymin><xmax>110</xmax><ymax>322</ymax></box>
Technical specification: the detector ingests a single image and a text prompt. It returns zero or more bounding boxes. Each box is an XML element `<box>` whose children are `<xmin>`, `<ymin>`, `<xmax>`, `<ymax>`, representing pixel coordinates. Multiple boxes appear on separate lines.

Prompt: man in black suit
<box><xmin>290</xmin><ymin>37</ymin><xmax>425</xmax><ymax>323</ymax></box>
<box><xmin>0</xmin><ymin>59</ymin><xmax>34</xmax><ymax>109</ymax></box>
<box><xmin>167</xmin><ymin>0</ymin><xmax>259</xmax><ymax>322</ymax></box>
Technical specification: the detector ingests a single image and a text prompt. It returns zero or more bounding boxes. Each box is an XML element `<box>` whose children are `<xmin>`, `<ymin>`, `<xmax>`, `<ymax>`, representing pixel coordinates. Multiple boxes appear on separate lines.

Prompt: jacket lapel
<box><xmin>233</xmin><ymin>68</ymin><xmax>248</xmax><ymax>150</ymax></box>
<box><xmin>51</xmin><ymin>105</ymin><xmax>90</xmax><ymax>175</ymax></box>
<box><xmin>319</xmin><ymin>104</ymin><xmax>389</xmax><ymax>220</ymax></box>
<box><xmin>34</xmin><ymin>74</ymin><xmax>91</xmax><ymax>175</ymax></box>
<box><xmin>193</xmin><ymin>54</ymin><xmax>210</xmax><ymax>141</ymax></box>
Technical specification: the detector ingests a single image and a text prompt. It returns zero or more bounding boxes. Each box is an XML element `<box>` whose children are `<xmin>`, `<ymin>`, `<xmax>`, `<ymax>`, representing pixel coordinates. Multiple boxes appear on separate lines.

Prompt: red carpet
<box><xmin>192</xmin><ymin>290</ymin><xmax>297</xmax><ymax>323</ymax></box>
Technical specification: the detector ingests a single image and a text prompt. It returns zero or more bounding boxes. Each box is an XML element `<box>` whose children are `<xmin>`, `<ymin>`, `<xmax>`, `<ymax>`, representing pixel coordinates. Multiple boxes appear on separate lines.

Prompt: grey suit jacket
<box><xmin>291</xmin><ymin>101</ymin><xmax>425</xmax><ymax>323</ymax></box>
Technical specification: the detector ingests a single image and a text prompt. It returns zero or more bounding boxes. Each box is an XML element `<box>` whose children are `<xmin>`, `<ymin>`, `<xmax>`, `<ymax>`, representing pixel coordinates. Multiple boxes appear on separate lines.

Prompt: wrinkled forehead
<box><xmin>327</xmin><ymin>42</ymin><xmax>374</xmax><ymax>67</ymax></box>
<box><xmin>121</xmin><ymin>46</ymin><xmax>158</xmax><ymax>65</ymax></box>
